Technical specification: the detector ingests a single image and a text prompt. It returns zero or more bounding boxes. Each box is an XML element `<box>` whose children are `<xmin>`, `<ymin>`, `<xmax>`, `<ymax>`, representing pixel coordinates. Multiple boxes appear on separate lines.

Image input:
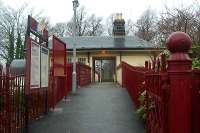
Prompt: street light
<box><xmin>72</xmin><ymin>0</ymin><xmax>79</xmax><ymax>94</ymax></box>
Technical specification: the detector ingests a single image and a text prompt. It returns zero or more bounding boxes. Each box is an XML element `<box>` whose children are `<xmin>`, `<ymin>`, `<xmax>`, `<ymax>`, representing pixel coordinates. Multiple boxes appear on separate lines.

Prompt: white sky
<box><xmin>2</xmin><ymin>0</ymin><xmax>199</xmax><ymax>25</ymax></box>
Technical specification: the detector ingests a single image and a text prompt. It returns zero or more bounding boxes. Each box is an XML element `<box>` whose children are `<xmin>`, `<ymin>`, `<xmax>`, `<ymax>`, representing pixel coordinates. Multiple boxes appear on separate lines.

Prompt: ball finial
<box><xmin>166</xmin><ymin>32</ymin><xmax>192</xmax><ymax>53</ymax></box>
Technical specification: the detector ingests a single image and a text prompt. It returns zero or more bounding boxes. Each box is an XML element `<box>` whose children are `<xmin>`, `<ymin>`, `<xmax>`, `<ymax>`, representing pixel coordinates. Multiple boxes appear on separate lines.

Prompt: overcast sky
<box><xmin>2</xmin><ymin>0</ymin><xmax>199</xmax><ymax>25</ymax></box>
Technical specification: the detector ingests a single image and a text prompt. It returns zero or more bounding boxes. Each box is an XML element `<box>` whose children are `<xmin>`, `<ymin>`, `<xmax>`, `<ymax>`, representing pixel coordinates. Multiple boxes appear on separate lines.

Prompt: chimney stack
<box><xmin>113</xmin><ymin>13</ymin><xmax>125</xmax><ymax>36</ymax></box>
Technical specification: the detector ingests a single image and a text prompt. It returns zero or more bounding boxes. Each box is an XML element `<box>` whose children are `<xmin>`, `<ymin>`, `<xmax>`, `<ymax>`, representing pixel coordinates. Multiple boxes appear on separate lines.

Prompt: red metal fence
<box><xmin>191</xmin><ymin>69</ymin><xmax>200</xmax><ymax>133</ymax></box>
<box><xmin>122</xmin><ymin>57</ymin><xmax>168</xmax><ymax>133</ymax></box>
<box><xmin>122</xmin><ymin>62</ymin><xmax>147</xmax><ymax>107</ymax></box>
<box><xmin>0</xmin><ymin>65</ymin><xmax>49</xmax><ymax>133</ymax></box>
<box><xmin>122</xmin><ymin>53</ymin><xmax>195</xmax><ymax>133</ymax></box>
<box><xmin>0</xmin><ymin>65</ymin><xmax>26</xmax><ymax>133</ymax></box>
<box><xmin>67</xmin><ymin>63</ymin><xmax>91</xmax><ymax>91</ymax></box>
<box><xmin>0</xmin><ymin>15</ymin><xmax>92</xmax><ymax>132</ymax></box>
<box><xmin>145</xmin><ymin>55</ymin><xmax>169</xmax><ymax>133</ymax></box>
<box><xmin>121</xmin><ymin>32</ymin><xmax>199</xmax><ymax>133</ymax></box>
<box><xmin>0</xmin><ymin>62</ymin><xmax>91</xmax><ymax>133</ymax></box>
<box><xmin>77</xmin><ymin>63</ymin><xmax>91</xmax><ymax>87</ymax></box>
<box><xmin>28</xmin><ymin>88</ymin><xmax>47</xmax><ymax>121</ymax></box>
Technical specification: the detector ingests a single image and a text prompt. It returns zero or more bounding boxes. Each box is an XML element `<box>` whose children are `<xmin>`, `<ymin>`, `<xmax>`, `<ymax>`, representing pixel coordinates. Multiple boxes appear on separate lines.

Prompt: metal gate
<box><xmin>48</xmin><ymin>35</ymin><xmax>67</xmax><ymax>109</ymax></box>
<box><xmin>94</xmin><ymin>58</ymin><xmax>115</xmax><ymax>82</ymax></box>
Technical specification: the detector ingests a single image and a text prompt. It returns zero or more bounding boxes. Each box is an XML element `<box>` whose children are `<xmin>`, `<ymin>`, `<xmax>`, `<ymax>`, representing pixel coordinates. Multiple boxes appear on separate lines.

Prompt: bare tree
<box><xmin>105</xmin><ymin>14</ymin><xmax>115</xmax><ymax>36</ymax></box>
<box><xmin>50</xmin><ymin>23</ymin><xmax>67</xmax><ymax>37</ymax></box>
<box><xmin>156</xmin><ymin>5</ymin><xmax>199</xmax><ymax>46</ymax></box>
<box><xmin>0</xmin><ymin>6</ymin><xmax>17</xmax><ymax>63</ymax></box>
<box><xmin>0</xmin><ymin>3</ymin><xmax>49</xmax><ymax>63</ymax></box>
<box><xmin>192</xmin><ymin>4</ymin><xmax>200</xmax><ymax>45</ymax></box>
<box><xmin>65</xmin><ymin>21</ymin><xmax>73</xmax><ymax>36</ymax></box>
<box><xmin>135</xmin><ymin>8</ymin><xmax>157</xmax><ymax>42</ymax></box>
<box><xmin>63</xmin><ymin>7</ymin><xmax>89</xmax><ymax>36</ymax></box>
<box><xmin>125</xmin><ymin>19</ymin><xmax>135</xmax><ymax>35</ymax></box>
<box><xmin>76</xmin><ymin>7</ymin><xmax>88</xmax><ymax>36</ymax></box>
<box><xmin>85</xmin><ymin>14</ymin><xmax>103</xmax><ymax>36</ymax></box>
<box><xmin>63</xmin><ymin>6</ymin><xmax>103</xmax><ymax>36</ymax></box>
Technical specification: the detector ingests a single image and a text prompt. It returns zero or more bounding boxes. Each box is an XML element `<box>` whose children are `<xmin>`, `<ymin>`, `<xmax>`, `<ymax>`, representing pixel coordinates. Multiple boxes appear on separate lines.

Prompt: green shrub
<box><xmin>192</xmin><ymin>58</ymin><xmax>200</xmax><ymax>68</ymax></box>
<box><xmin>136</xmin><ymin>90</ymin><xmax>146</xmax><ymax>120</ymax></box>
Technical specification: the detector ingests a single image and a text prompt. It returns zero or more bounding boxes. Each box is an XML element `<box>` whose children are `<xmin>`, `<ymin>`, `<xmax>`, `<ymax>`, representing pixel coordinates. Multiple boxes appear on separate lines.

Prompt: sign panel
<box><xmin>41</xmin><ymin>47</ymin><xmax>49</xmax><ymax>87</ymax></box>
<box><xmin>31</xmin><ymin>41</ymin><xmax>40</xmax><ymax>88</ymax></box>
<box><xmin>29</xmin><ymin>15</ymin><xmax>48</xmax><ymax>41</ymax></box>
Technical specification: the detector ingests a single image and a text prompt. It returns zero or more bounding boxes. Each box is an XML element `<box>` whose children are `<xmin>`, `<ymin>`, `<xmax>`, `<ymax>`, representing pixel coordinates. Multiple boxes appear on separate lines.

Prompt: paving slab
<box><xmin>29</xmin><ymin>83</ymin><xmax>145</xmax><ymax>133</ymax></box>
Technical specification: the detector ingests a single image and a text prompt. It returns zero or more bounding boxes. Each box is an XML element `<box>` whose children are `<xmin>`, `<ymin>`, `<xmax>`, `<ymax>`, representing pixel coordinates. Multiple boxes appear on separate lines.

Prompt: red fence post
<box><xmin>122</xmin><ymin>62</ymin><xmax>125</xmax><ymax>88</ymax></box>
<box><xmin>5</xmin><ymin>64</ymin><xmax>11</xmax><ymax>133</ymax></box>
<box><xmin>191</xmin><ymin>70</ymin><xmax>200</xmax><ymax>133</ymax></box>
<box><xmin>166</xmin><ymin>32</ymin><xmax>192</xmax><ymax>133</ymax></box>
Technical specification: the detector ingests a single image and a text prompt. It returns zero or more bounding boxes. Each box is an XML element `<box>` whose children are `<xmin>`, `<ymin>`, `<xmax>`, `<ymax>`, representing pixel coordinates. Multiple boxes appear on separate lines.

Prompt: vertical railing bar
<box><xmin>21</xmin><ymin>75</ymin><xmax>25</xmax><ymax>132</ymax></box>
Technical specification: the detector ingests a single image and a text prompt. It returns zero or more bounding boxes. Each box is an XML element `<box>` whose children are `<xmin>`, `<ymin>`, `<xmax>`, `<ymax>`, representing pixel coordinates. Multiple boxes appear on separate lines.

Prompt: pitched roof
<box><xmin>49</xmin><ymin>36</ymin><xmax>161</xmax><ymax>51</ymax></box>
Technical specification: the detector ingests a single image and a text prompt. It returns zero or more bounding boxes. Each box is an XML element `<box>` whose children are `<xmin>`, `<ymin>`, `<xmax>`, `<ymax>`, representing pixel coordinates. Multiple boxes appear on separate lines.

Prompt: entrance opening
<box><xmin>93</xmin><ymin>57</ymin><xmax>116</xmax><ymax>82</ymax></box>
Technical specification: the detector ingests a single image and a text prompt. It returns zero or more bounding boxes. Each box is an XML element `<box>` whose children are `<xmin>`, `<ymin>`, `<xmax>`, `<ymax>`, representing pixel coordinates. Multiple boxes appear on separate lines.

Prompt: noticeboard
<box><xmin>41</xmin><ymin>47</ymin><xmax>49</xmax><ymax>87</ymax></box>
<box><xmin>30</xmin><ymin>41</ymin><xmax>40</xmax><ymax>88</ymax></box>
<box><xmin>30</xmin><ymin>40</ymin><xmax>49</xmax><ymax>89</ymax></box>
<box><xmin>25</xmin><ymin>15</ymin><xmax>49</xmax><ymax>95</ymax></box>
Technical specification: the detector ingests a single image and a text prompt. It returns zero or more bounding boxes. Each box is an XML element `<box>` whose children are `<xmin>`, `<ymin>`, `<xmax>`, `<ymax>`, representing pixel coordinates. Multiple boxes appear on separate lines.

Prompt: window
<box><xmin>78</xmin><ymin>58</ymin><xmax>86</xmax><ymax>64</ymax></box>
<box><xmin>67</xmin><ymin>57</ymin><xmax>72</xmax><ymax>63</ymax></box>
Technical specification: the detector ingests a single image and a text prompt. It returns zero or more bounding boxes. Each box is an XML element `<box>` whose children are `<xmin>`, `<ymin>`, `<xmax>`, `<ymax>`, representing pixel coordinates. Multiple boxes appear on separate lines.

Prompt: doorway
<box><xmin>93</xmin><ymin>57</ymin><xmax>116</xmax><ymax>82</ymax></box>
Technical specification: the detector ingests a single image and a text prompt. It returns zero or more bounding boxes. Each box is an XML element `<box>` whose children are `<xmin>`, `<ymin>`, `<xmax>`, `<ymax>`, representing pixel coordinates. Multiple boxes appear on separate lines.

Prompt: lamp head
<box><xmin>73</xmin><ymin>0</ymin><xmax>79</xmax><ymax>8</ymax></box>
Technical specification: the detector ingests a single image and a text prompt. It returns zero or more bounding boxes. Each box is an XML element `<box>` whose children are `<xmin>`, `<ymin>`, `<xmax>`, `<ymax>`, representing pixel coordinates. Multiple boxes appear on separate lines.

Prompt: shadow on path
<box><xmin>29</xmin><ymin>83</ymin><xmax>145</xmax><ymax>133</ymax></box>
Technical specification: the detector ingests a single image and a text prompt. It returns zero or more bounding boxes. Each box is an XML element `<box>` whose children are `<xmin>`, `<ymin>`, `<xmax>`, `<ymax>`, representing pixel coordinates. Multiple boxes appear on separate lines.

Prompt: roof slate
<box><xmin>49</xmin><ymin>36</ymin><xmax>159</xmax><ymax>50</ymax></box>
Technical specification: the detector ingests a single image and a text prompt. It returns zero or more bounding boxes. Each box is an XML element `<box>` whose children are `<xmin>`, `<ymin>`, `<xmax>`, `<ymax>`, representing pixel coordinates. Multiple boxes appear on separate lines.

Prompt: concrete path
<box><xmin>29</xmin><ymin>83</ymin><xmax>145</xmax><ymax>133</ymax></box>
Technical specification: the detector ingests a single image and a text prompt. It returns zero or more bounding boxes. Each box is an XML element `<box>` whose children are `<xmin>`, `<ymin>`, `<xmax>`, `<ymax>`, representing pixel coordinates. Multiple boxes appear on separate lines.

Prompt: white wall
<box><xmin>68</xmin><ymin>50</ymin><xmax>159</xmax><ymax>84</ymax></box>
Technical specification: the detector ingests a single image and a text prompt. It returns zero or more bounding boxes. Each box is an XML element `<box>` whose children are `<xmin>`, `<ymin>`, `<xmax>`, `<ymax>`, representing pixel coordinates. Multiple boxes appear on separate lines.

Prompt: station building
<box><xmin>59</xmin><ymin>14</ymin><xmax>163</xmax><ymax>84</ymax></box>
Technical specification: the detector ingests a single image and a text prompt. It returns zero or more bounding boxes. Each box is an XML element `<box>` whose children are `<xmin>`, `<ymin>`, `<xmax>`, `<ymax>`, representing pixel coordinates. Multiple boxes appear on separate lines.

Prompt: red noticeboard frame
<box><xmin>25</xmin><ymin>37</ymin><xmax>49</xmax><ymax>94</ymax></box>
<box><xmin>24</xmin><ymin>15</ymin><xmax>49</xmax><ymax>132</ymax></box>
<box><xmin>25</xmin><ymin>16</ymin><xmax>49</xmax><ymax>95</ymax></box>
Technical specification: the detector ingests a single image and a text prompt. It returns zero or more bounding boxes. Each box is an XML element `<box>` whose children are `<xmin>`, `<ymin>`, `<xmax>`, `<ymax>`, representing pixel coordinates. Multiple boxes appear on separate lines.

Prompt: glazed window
<box><xmin>78</xmin><ymin>58</ymin><xmax>86</xmax><ymax>64</ymax></box>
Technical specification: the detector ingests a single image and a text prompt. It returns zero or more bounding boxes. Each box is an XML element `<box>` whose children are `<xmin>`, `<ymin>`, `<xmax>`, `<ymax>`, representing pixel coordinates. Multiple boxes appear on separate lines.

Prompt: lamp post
<box><xmin>72</xmin><ymin>0</ymin><xmax>79</xmax><ymax>94</ymax></box>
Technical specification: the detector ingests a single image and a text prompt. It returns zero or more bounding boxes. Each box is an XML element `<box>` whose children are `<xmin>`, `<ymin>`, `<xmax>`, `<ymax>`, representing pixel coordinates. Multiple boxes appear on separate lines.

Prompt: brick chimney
<box><xmin>113</xmin><ymin>13</ymin><xmax>125</xmax><ymax>36</ymax></box>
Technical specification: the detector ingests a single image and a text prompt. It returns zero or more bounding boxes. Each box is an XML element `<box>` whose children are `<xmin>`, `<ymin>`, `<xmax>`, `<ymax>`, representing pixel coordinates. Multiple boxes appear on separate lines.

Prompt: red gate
<box><xmin>48</xmin><ymin>35</ymin><xmax>67</xmax><ymax>109</ymax></box>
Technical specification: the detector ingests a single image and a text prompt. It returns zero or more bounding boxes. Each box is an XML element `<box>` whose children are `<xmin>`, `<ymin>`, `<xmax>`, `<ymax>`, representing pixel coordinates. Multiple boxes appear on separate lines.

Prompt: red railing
<box><xmin>121</xmin><ymin>32</ymin><xmax>200</xmax><ymax>133</ymax></box>
<box><xmin>0</xmin><ymin>62</ymin><xmax>91</xmax><ymax>132</ymax></box>
<box><xmin>145</xmin><ymin>55</ymin><xmax>169</xmax><ymax>133</ymax></box>
<box><xmin>28</xmin><ymin>88</ymin><xmax>47</xmax><ymax>121</ymax></box>
<box><xmin>122</xmin><ymin>57</ymin><xmax>200</xmax><ymax>133</ymax></box>
<box><xmin>0</xmin><ymin>65</ymin><xmax>50</xmax><ymax>133</ymax></box>
<box><xmin>48</xmin><ymin>71</ymin><xmax>67</xmax><ymax>109</ymax></box>
<box><xmin>122</xmin><ymin>62</ymin><xmax>147</xmax><ymax>107</ymax></box>
<box><xmin>77</xmin><ymin>63</ymin><xmax>91</xmax><ymax>87</ymax></box>
<box><xmin>0</xmin><ymin>66</ymin><xmax>26</xmax><ymax>133</ymax></box>
<box><xmin>66</xmin><ymin>64</ymin><xmax>72</xmax><ymax>91</ymax></box>
<box><xmin>67</xmin><ymin>63</ymin><xmax>91</xmax><ymax>91</ymax></box>
<box><xmin>121</xmin><ymin>54</ymin><xmax>168</xmax><ymax>133</ymax></box>
<box><xmin>121</xmin><ymin>54</ymin><xmax>177</xmax><ymax>133</ymax></box>
<box><xmin>191</xmin><ymin>69</ymin><xmax>200</xmax><ymax>133</ymax></box>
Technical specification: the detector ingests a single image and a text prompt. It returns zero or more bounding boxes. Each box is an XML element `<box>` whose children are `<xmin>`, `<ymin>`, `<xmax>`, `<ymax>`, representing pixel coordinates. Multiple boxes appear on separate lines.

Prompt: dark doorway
<box><xmin>93</xmin><ymin>57</ymin><xmax>116</xmax><ymax>82</ymax></box>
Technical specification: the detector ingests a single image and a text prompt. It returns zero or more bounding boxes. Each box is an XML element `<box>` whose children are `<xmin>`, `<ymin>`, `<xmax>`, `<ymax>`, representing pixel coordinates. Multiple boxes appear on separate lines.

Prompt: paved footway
<box><xmin>29</xmin><ymin>83</ymin><xmax>145</xmax><ymax>133</ymax></box>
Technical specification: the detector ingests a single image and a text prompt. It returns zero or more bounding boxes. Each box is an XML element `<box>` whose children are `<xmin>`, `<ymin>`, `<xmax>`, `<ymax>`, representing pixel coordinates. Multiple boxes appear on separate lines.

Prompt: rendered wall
<box><xmin>121</xmin><ymin>52</ymin><xmax>152</xmax><ymax>66</ymax></box>
<box><xmin>117</xmin><ymin>68</ymin><xmax>122</xmax><ymax>85</ymax></box>
<box><xmin>67</xmin><ymin>51</ymin><xmax>160</xmax><ymax>84</ymax></box>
